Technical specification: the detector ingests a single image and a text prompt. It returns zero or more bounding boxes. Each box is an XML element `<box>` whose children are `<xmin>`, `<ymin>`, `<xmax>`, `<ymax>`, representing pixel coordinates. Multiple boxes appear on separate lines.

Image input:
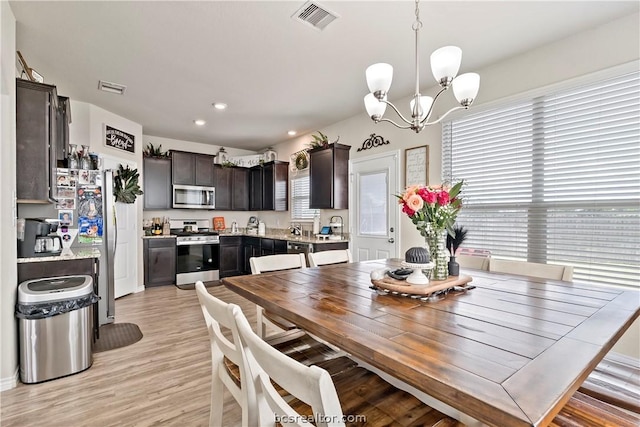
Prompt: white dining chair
<box><xmin>230</xmin><ymin>303</ymin><xmax>457</xmax><ymax>427</ymax></box>
<box><xmin>250</xmin><ymin>253</ymin><xmax>307</xmax><ymax>338</ymax></box>
<box><xmin>308</xmin><ymin>249</ymin><xmax>352</xmax><ymax>268</ymax></box>
<box><xmin>195</xmin><ymin>281</ymin><xmax>351</xmax><ymax>426</ymax></box>
<box><xmin>456</xmin><ymin>248</ymin><xmax>491</xmax><ymax>271</ymax></box>
<box><xmin>195</xmin><ymin>281</ymin><xmax>255</xmax><ymax>427</ymax></box>
<box><xmin>489</xmin><ymin>258</ymin><xmax>573</xmax><ymax>282</ymax></box>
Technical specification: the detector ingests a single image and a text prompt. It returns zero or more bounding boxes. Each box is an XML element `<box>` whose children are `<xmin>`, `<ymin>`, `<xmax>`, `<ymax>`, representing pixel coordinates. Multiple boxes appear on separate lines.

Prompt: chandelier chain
<box><xmin>412</xmin><ymin>0</ymin><xmax>422</xmax><ymax>31</ymax></box>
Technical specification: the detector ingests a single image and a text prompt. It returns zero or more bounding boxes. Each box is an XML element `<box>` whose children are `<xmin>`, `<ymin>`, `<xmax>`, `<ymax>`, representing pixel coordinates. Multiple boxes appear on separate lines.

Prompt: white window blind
<box><xmin>290</xmin><ymin>174</ymin><xmax>318</xmax><ymax>220</ymax></box>
<box><xmin>443</xmin><ymin>70</ymin><xmax>640</xmax><ymax>288</ymax></box>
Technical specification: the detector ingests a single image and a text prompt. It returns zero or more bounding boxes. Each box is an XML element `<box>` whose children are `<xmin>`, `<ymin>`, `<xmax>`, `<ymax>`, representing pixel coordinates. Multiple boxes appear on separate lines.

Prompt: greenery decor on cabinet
<box><xmin>114</xmin><ymin>165</ymin><xmax>143</xmax><ymax>203</ymax></box>
<box><xmin>143</xmin><ymin>143</ymin><xmax>170</xmax><ymax>158</ymax></box>
<box><xmin>308</xmin><ymin>131</ymin><xmax>340</xmax><ymax>149</ymax></box>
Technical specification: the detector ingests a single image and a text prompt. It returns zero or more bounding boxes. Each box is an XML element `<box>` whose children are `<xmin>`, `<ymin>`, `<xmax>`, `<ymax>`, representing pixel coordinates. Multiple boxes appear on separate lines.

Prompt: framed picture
<box><xmin>104</xmin><ymin>124</ymin><xmax>135</xmax><ymax>153</ymax></box>
<box><xmin>213</xmin><ymin>216</ymin><xmax>226</xmax><ymax>231</ymax></box>
<box><xmin>405</xmin><ymin>145</ymin><xmax>429</xmax><ymax>187</ymax></box>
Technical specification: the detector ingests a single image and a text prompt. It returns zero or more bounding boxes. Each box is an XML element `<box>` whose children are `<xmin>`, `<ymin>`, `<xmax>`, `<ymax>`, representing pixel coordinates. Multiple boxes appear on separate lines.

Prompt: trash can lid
<box><xmin>18</xmin><ymin>275</ymin><xmax>93</xmax><ymax>304</ymax></box>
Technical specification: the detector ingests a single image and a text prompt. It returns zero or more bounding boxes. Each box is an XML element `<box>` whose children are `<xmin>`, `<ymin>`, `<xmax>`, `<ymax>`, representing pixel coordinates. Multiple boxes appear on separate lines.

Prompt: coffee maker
<box><xmin>17</xmin><ymin>218</ymin><xmax>63</xmax><ymax>257</ymax></box>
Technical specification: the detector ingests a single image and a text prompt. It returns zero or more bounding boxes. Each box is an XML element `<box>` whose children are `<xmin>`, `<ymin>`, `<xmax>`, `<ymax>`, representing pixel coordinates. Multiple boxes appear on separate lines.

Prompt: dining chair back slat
<box><xmin>250</xmin><ymin>253</ymin><xmax>307</xmax><ymax>274</ymax></box>
<box><xmin>308</xmin><ymin>249</ymin><xmax>352</xmax><ymax>268</ymax></box>
<box><xmin>489</xmin><ymin>258</ymin><xmax>573</xmax><ymax>281</ymax></box>
<box><xmin>232</xmin><ymin>305</ymin><xmax>344</xmax><ymax>427</ymax></box>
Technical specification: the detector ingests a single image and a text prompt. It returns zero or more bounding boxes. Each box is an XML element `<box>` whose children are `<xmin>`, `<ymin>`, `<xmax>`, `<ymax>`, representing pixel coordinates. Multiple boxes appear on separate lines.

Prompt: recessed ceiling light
<box><xmin>194</xmin><ymin>119</ymin><xmax>206</xmax><ymax>126</ymax></box>
<box><xmin>212</xmin><ymin>102</ymin><xmax>227</xmax><ymax>110</ymax></box>
<box><xmin>288</xmin><ymin>130</ymin><xmax>297</xmax><ymax>136</ymax></box>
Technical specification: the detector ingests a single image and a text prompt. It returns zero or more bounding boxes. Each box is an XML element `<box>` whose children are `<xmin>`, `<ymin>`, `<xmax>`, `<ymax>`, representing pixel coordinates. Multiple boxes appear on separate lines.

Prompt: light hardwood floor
<box><xmin>1</xmin><ymin>284</ymin><xmax>252</xmax><ymax>426</ymax></box>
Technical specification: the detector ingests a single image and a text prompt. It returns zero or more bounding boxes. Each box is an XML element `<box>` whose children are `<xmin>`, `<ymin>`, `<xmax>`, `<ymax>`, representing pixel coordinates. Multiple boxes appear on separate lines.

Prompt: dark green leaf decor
<box><xmin>113</xmin><ymin>165</ymin><xmax>143</xmax><ymax>203</ymax></box>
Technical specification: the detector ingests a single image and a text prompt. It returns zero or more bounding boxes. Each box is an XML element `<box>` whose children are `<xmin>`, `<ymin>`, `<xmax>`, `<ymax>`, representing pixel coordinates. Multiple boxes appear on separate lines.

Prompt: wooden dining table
<box><xmin>222</xmin><ymin>259</ymin><xmax>640</xmax><ymax>427</ymax></box>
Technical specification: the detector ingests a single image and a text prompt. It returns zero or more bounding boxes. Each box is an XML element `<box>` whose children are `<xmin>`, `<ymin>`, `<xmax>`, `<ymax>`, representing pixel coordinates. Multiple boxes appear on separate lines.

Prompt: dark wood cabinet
<box><xmin>16</xmin><ymin>78</ymin><xmax>64</xmax><ymax>203</ymax></box>
<box><xmin>232</xmin><ymin>168</ymin><xmax>249</xmax><ymax>211</ymax></box>
<box><xmin>214</xmin><ymin>166</ymin><xmax>249</xmax><ymax>211</ymax></box>
<box><xmin>260</xmin><ymin>238</ymin><xmax>288</xmax><ymax>256</ymax></box>
<box><xmin>143</xmin><ymin>157</ymin><xmax>172</xmax><ymax>210</ymax></box>
<box><xmin>243</xmin><ymin>237</ymin><xmax>261</xmax><ymax>274</ymax></box>
<box><xmin>262</xmin><ymin>161</ymin><xmax>289</xmax><ymax>211</ymax></box>
<box><xmin>309</xmin><ymin>143</ymin><xmax>350</xmax><ymax>209</ymax></box>
<box><xmin>143</xmin><ymin>238</ymin><xmax>176</xmax><ymax>287</ymax></box>
<box><xmin>213</xmin><ymin>165</ymin><xmax>232</xmax><ymax>210</ymax></box>
<box><xmin>195</xmin><ymin>154</ymin><xmax>215</xmax><ymax>186</ymax></box>
<box><xmin>249</xmin><ymin>166</ymin><xmax>263</xmax><ymax>210</ymax></box>
<box><xmin>220</xmin><ymin>236</ymin><xmax>244</xmax><ymax>278</ymax></box>
<box><xmin>171</xmin><ymin>150</ymin><xmax>214</xmax><ymax>187</ymax></box>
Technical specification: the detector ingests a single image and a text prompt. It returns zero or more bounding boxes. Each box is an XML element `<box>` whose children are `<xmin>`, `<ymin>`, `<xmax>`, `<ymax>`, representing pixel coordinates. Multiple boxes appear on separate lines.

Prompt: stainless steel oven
<box><xmin>171</xmin><ymin>219</ymin><xmax>220</xmax><ymax>285</ymax></box>
<box><xmin>176</xmin><ymin>234</ymin><xmax>220</xmax><ymax>285</ymax></box>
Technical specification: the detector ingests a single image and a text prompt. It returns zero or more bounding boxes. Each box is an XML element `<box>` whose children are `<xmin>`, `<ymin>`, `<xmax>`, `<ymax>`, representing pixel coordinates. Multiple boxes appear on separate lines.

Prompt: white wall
<box><xmin>273</xmin><ymin>12</ymin><xmax>640</xmax><ymax>257</ymax></box>
<box><xmin>0</xmin><ymin>0</ymin><xmax>18</xmax><ymax>391</ymax></box>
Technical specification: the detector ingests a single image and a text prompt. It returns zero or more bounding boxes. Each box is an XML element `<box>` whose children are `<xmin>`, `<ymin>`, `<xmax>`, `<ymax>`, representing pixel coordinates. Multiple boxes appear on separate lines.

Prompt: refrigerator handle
<box><xmin>104</xmin><ymin>169</ymin><xmax>116</xmax><ymax>321</ymax></box>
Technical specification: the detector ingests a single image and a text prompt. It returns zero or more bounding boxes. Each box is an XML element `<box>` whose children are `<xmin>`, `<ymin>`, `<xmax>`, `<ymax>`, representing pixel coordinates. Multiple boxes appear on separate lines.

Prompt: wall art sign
<box><xmin>105</xmin><ymin>125</ymin><xmax>135</xmax><ymax>153</ymax></box>
<box><xmin>357</xmin><ymin>133</ymin><xmax>390</xmax><ymax>152</ymax></box>
<box><xmin>405</xmin><ymin>145</ymin><xmax>429</xmax><ymax>187</ymax></box>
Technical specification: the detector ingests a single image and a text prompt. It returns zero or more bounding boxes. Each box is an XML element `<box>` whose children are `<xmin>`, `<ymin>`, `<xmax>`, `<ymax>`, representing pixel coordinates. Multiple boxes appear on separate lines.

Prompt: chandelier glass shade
<box><xmin>364</xmin><ymin>0</ymin><xmax>480</xmax><ymax>133</ymax></box>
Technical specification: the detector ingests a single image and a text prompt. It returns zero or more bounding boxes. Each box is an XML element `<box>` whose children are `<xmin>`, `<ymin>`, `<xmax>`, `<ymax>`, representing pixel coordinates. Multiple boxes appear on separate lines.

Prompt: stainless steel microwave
<box><xmin>172</xmin><ymin>184</ymin><xmax>215</xmax><ymax>209</ymax></box>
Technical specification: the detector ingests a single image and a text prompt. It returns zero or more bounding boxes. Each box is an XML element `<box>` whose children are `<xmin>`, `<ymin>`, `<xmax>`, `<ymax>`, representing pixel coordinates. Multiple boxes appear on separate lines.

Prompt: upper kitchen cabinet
<box><xmin>309</xmin><ymin>143</ymin><xmax>350</xmax><ymax>209</ymax></box>
<box><xmin>262</xmin><ymin>161</ymin><xmax>289</xmax><ymax>211</ymax></box>
<box><xmin>249</xmin><ymin>166</ymin><xmax>263</xmax><ymax>210</ymax></box>
<box><xmin>16</xmin><ymin>78</ymin><xmax>66</xmax><ymax>203</ymax></box>
<box><xmin>171</xmin><ymin>150</ymin><xmax>215</xmax><ymax>187</ymax></box>
<box><xmin>213</xmin><ymin>165</ymin><xmax>249</xmax><ymax>211</ymax></box>
<box><xmin>143</xmin><ymin>157</ymin><xmax>172</xmax><ymax>210</ymax></box>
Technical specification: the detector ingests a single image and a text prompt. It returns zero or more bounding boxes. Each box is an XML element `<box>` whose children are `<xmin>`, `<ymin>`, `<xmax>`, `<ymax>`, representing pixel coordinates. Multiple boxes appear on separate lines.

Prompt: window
<box><xmin>290</xmin><ymin>174</ymin><xmax>318</xmax><ymax>220</ymax></box>
<box><xmin>443</xmin><ymin>70</ymin><xmax>640</xmax><ymax>288</ymax></box>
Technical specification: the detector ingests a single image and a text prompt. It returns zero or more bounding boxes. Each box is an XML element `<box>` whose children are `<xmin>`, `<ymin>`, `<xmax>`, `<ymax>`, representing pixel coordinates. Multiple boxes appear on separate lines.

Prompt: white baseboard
<box><xmin>0</xmin><ymin>367</ymin><xmax>19</xmax><ymax>391</ymax></box>
<box><xmin>136</xmin><ymin>285</ymin><xmax>145</xmax><ymax>293</ymax></box>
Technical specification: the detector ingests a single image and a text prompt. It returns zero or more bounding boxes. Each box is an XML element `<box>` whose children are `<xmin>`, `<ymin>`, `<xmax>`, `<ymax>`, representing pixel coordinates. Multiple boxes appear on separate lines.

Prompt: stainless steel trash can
<box><xmin>17</xmin><ymin>275</ymin><xmax>95</xmax><ymax>383</ymax></box>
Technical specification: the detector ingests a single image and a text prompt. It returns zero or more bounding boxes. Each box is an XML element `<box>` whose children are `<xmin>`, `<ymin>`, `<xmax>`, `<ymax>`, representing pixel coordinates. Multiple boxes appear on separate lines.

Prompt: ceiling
<box><xmin>10</xmin><ymin>1</ymin><xmax>638</xmax><ymax>152</ymax></box>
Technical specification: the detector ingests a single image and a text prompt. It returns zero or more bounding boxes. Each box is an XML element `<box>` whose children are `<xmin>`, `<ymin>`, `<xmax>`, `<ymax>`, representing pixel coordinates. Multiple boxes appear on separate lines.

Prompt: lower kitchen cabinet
<box><xmin>219</xmin><ymin>236</ymin><xmax>244</xmax><ymax>278</ymax></box>
<box><xmin>243</xmin><ymin>237</ymin><xmax>261</xmax><ymax>274</ymax></box>
<box><xmin>144</xmin><ymin>238</ymin><xmax>176</xmax><ymax>287</ymax></box>
<box><xmin>260</xmin><ymin>238</ymin><xmax>288</xmax><ymax>256</ymax></box>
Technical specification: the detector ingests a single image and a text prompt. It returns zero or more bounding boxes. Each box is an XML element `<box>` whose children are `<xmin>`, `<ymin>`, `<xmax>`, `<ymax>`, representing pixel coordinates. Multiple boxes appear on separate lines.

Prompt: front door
<box><xmin>350</xmin><ymin>151</ymin><xmax>399</xmax><ymax>261</ymax></box>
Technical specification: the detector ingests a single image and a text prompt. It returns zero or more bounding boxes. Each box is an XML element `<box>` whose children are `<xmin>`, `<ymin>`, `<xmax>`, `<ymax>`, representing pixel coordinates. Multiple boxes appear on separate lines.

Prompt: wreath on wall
<box><xmin>113</xmin><ymin>165</ymin><xmax>143</xmax><ymax>203</ymax></box>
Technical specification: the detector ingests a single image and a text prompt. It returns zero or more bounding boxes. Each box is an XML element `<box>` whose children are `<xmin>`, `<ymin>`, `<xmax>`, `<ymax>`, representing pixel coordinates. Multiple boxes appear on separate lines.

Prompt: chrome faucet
<box><xmin>289</xmin><ymin>223</ymin><xmax>302</xmax><ymax>236</ymax></box>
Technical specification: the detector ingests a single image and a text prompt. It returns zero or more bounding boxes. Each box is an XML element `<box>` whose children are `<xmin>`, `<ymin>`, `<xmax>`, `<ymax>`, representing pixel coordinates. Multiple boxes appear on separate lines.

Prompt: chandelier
<box><xmin>364</xmin><ymin>0</ymin><xmax>480</xmax><ymax>133</ymax></box>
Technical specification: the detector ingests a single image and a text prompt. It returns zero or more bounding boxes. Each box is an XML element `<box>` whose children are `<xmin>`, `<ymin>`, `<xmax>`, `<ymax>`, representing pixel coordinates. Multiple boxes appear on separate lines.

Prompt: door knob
<box><xmin>388</xmin><ymin>238</ymin><xmax>395</xmax><ymax>243</ymax></box>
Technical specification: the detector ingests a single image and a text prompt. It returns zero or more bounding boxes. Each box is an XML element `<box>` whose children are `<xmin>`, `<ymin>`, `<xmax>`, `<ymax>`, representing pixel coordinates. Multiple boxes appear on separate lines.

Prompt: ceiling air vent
<box><xmin>292</xmin><ymin>1</ymin><xmax>339</xmax><ymax>31</ymax></box>
<box><xmin>98</xmin><ymin>80</ymin><xmax>126</xmax><ymax>95</ymax></box>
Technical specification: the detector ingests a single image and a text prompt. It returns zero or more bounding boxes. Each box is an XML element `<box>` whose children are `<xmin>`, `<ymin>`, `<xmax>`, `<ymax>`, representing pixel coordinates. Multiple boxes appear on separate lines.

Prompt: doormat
<box><xmin>94</xmin><ymin>323</ymin><xmax>143</xmax><ymax>353</ymax></box>
<box><xmin>175</xmin><ymin>281</ymin><xmax>222</xmax><ymax>290</ymax></box>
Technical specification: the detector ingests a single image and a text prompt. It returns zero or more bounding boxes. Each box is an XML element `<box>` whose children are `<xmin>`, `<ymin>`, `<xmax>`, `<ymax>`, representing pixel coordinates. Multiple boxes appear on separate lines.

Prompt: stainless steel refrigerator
<box><xmin>65</xmin><ymin>168</ymin><xmax>116</xmax><ymax>326</ymax></box>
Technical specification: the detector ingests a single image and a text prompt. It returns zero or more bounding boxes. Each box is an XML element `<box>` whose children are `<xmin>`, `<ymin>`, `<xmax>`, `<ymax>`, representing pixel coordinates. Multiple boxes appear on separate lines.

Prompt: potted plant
<box><xmin>143</xmin><ymin>143</ymin><xmax>170</xmax><ymax>158</ymax></box>
<box><xmin>308</xmin><ymin>131</ymin><xmax>340</xmax><ymax>149</ymax></box>
<box><xmin>446</xmin><ymin>224</ymin><xmax>468</xmax><ymax>276</ymax></box>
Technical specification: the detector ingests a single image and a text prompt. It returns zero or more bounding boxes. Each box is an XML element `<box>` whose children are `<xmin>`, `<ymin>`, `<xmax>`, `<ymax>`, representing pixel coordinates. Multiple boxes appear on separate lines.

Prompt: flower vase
<box><xmin>425</xmin><ymin>226</ymin><xmax>450</xmax><ymax>281</ymax></box>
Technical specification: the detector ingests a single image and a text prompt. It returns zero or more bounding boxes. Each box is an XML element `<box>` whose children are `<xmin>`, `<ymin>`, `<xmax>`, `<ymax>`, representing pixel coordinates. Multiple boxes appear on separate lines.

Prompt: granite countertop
<box><xmin>17</xmin><ymin>247</ymin><xmax>102</xmax><ymax>263</ymax></box>
<box><xmin>140</xmin><ymin>231</ymin><xmax>348</xmax><ymax>245</ymax></box>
